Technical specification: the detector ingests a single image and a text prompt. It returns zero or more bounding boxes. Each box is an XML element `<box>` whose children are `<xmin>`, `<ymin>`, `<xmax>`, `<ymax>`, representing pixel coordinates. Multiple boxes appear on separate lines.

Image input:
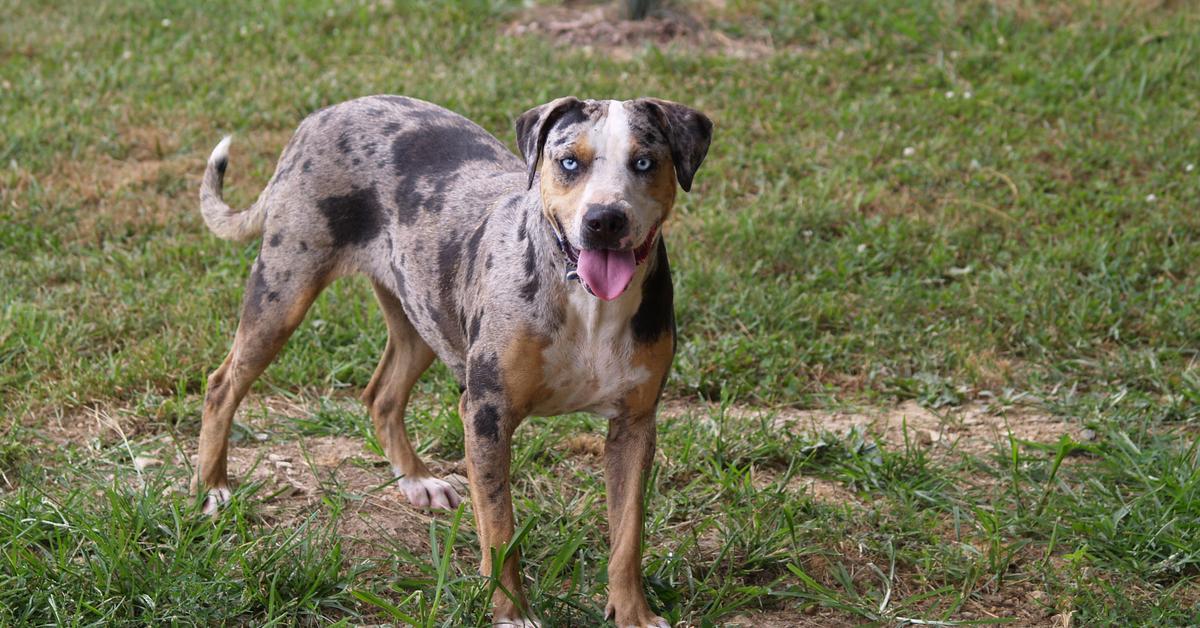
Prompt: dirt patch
<box><xmin>220</xmin><ymin>433</ymin><xmax>468</xmax><ymax>564</ymax></box>
<box><xmin>663</xmin><ymin>399</ymin><xmax>1085</xmax><ymax>457</ymax></box>
<box><xmin>35</xmin><ymin>398</ymin><xmax>463</xmax><ymax>565</ymax></box>
<box><xmin>503</xmin><ymin>2</ymin><xmax>786</xmax><ymax>60</ymax></box>
<box><xmin>723</xmin><ymin>608</ymin><xmax>847</xmax><ymax>627</ymax></box>
<box><xmin>36</xmin><ymin>403</ymin><xmax>164</xmax><ymax>448</ymax></box>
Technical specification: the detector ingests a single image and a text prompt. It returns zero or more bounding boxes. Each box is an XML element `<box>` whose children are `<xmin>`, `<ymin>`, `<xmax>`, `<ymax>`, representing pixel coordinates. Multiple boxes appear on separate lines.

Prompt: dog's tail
<box><xmin>199</xmin><ymin>136</ymin><xmax>267</xmax><ymax>242</ymax></box>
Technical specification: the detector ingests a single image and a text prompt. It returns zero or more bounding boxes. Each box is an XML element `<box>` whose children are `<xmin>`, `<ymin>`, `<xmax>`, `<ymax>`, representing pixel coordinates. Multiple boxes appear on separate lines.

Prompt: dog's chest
<box><xmin>530</xmin><ymin>289</ymin><xmax>650</xmax><ymax>418</ymax></box>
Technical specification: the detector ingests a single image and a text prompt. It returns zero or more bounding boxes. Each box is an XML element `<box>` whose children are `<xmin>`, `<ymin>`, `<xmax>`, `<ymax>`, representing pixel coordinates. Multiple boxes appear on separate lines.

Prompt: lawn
<box><xmin>2</xmin><ymin>0</ymin><xmax>1199</xmax><ymax>624</ymax></box>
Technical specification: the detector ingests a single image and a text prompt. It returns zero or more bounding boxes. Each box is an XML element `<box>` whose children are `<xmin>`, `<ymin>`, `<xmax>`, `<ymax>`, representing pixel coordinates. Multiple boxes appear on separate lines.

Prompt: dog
<box><xmin>195</xmin><ymin>94</ymin><xmax>712</xmax><ymax>627</ymax></box>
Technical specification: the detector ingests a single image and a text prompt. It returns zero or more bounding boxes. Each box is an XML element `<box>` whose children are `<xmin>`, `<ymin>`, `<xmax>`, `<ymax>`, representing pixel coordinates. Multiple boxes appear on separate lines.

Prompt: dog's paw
<box><xmin>399</xmin><ymin>476</ymin><xmax>463</xmax><ymax>510</ymax></box>
<box><xmin>201</xmin><ymin>487</ymin><xmax>232</xmax><ymax>516</ymax></box>
<box><xmin>614</xmin><ymin>616</ymin><xmax>668</xmax><ymax>628</ymax></box>
<box><xmin>606</xmin><ymin>601</ymin><xmax>670</xmax><ymax>628</ymax></box>
<box><xmin>493</xmin><ymin>617</ymin><xmax>542</xmax><ymax>628</ymax></box>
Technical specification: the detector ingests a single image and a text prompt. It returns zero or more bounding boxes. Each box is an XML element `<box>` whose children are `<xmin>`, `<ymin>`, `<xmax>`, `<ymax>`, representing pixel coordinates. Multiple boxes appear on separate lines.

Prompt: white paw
<box><xmin>398</xmin><ymin>475</ymin><xmax>463</xmax><ymax>510</ymax></box>
<box><xmin>493</xmin><ymin>617</ymin><xmax>542</xmax><ymax>628</ymax></box>
<box><xmin>616</xmin><ymin>618</ymin><xmax>669</xmax><ymax>628</ymax></box>
<box><xmin>202</xmin><ymin>487</ymin><xmax>231</xmax><ymax>515</ymax></box>
<box><xmin>606</xmin><ymin>603</ymin><xmax>670</xmax><ymax>628</ymax></box>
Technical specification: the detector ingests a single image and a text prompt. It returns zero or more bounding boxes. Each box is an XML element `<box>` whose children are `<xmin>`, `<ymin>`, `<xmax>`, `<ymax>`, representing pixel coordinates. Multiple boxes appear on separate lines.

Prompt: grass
<box><xmin>2</xmin><ymin>0</ymin><xmax>1199</xmax><ymax>624</ymax></box>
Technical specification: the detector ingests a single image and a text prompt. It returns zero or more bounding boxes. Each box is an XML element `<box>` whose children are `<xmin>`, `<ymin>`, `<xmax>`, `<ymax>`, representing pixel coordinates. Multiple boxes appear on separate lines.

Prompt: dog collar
<box><xmin>548</xmin><ymin>216</ymin><xmax>583</xmax><ymax>286</ymax></box>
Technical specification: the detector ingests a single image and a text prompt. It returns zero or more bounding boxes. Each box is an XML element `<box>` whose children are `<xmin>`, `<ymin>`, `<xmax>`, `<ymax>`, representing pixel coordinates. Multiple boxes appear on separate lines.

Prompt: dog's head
<box><xmin>516</xmin><ymin>97</ymin><xmax>712</xmax><ymax>301</ymax></box>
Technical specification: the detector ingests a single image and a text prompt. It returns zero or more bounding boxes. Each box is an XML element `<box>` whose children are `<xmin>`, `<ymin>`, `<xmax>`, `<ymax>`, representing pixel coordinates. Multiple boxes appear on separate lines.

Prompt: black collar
<box><xmin>547</xmin><ymin>215</ymin><xmax>584</xmax><ymax>287</ymax></box>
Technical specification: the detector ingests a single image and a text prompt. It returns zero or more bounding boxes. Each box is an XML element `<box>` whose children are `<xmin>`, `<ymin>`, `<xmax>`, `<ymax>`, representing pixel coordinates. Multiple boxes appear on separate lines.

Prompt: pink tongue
<box><xmin>577</xmin><ymin>248</ymin><xmax>636</xmax><ymax>301</ymax></box>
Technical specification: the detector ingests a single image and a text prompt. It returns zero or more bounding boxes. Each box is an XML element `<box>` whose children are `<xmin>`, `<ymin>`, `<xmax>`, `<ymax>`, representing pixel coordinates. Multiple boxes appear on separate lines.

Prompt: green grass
<box><xmin>3</xmin><ymin>0</ymin><xmax>1200</xmax><ymax>624</ymax></box>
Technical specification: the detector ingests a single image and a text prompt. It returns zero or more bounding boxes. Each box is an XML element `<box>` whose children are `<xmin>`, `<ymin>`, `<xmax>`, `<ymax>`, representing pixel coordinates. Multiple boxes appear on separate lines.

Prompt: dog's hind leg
<box><xmin>195</xmin><ymin>255</ymin><xmax>327</xmax><ymax>514</ymax></box>
<box><xmin>363</xmin><ymin>281</ymin><xmax>462</xmax><ymax>510</ymax></box>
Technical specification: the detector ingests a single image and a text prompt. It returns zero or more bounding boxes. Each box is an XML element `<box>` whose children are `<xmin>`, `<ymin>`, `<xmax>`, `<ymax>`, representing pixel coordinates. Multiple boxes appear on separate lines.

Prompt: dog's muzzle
<box><xmin>550</xmin><ymin>217</ymin><xmax>658</xmax><ymax>299</ymax></box>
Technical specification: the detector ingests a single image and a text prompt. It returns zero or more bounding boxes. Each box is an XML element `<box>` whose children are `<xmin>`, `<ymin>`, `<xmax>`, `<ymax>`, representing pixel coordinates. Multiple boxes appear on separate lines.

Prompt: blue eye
<box><xmin>560</xmin><ymin>158</ymin><xmax>579</xmax><ymax>171</ymax></box>
<box><xmin>634</xmin><ymin>158</ymin><xmax>653</xmax><ymax>172</ymax></box>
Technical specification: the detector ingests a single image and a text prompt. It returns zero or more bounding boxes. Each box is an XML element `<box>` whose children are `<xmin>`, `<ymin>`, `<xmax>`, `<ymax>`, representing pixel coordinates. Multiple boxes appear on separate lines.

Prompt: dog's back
<box><xmin>200</xmin><ymin>95</ymin><xmax>528</xmax><ymax>373</ymax></box>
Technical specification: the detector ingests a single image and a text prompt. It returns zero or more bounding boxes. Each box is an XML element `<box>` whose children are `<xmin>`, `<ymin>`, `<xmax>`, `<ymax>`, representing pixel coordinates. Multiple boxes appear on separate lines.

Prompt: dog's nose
<box><xmin>582</xmin><ymin>205</ymin><xmax>629</xmax><ymax>244</ymax></box>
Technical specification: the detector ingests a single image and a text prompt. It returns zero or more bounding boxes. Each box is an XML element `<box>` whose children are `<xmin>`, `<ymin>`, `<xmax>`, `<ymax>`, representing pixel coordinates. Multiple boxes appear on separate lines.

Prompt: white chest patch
<box><xmin>530</xmin><ymin>279</ymin><xmax>650</xmax><ymax>418</ymax></box>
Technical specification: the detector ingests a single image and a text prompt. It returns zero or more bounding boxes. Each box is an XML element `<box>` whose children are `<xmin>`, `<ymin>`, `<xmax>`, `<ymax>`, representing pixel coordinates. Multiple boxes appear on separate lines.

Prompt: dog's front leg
<box><xmin>461</xmin><ymin>395</ymin><xmax>536</xmax><ymax>626</ymax></box>
<box><xmin>604</xmin><ymin>412</ymin><xmax>668</xmax><ymax>628</ymax></box>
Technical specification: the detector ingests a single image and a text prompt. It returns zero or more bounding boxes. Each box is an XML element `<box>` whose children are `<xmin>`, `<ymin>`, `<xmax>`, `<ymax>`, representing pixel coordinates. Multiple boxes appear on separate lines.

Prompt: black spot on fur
<box><xmin>299</xmin><ymin>240</ymin><xmax>308</xmax><ymax>252</ymax></box>
<box><xmin>392</xmin><ymin>263</ymin><xmax>409</xmax><ymax>301</ymax></box>
<box><xmin>520</xmin><ymin>274</ymin><xmax>539</xmax><ymax>302</ymax></box>
<box><xmin>522</xmin><ymin>238</ymin><xmax>536</xmax><ymax>275</ymax></box>
<box><xmin>468</xmin><ymin>310</ymin><xmax>482</xmax><ymax>344</ymax></box>
<box><xmin>268</xmin><ymin>232</ymin><xmax>283</xmax><ymax>247</ymax></box>
<box><xmin>318</xmin><ymin>186</ymin><xmax>384</xmax><ymax>247</ymax></box>
<box><xmin>519</xmin><ymin>239</ymin><xmax>539</xmax><ymax>302</ymax></box>
<box><xmin>382</xmin><ymin>122</ymin><xmax>402</xmax><ymax>136</ymax></box>
<box><xmin>241</xmin><ymin>258</ymin><xmax>270</xmax><ymax>321</ymax></box>
<box><xmin>214</xmin><ymin>157</ymin><xmax>227</xmax><ymax>180</ymax></box>
<box><xmin>555</xmin><ymin>105</ymin><xmax>589</xmax><ymax>131</ymax></box>
<box><xmin>352</xmin><ymin>157</ymin><xmax>361</xmax><ymax>166</ymax></box>
<box><xmin>433</xmin><ymin>237</ymin><xmax>465</xmax><ymax>349</ymax></box>
<box><xmin>267</xmin><ymin>291</ymin><xmax>279</xmax><ymax>302</ymax></box>
<box><xmin>473</xmin><ymin>403</ymin><xmax>501</xmax><ymax>442</ymax></box>
<box><xmin>282</xmin><ymin>270</ymin><xmax>292</xmax><ymax>283</ymax></box>
<box><xmin>464</xmin><ymin>216</ymin><xmax>487</xmax><ymax>283</ymax></box>
<box><xmin>437</xmin><ymin>237</ymin><xmax>462</xmax><ymax>286</ymax></box>
<box><xmin>390</xmin><ymin>124</ymin><xmax>509</xmax><ymax>220</ymax></box>
<box><xmin>628</xmin><ymin>111</ymin><xmax>668</xmax><ymax>148</ymax></box>
<box><xmin>302</xmin><ymin>159</ymin><xmax>312</xmax><ymax>173</ymax></box>
<box><xmin>516</xmin><ymin>220</ymin><xmax>527</xmax><ymax>242</ymax></box>
<box><xmin>485</xmin><ymin>254</ymin><xmax>493</xmax><ymax>270</ymax></box>
<box><xmin>631</xmin><ymin>238</ymin><xmax>675</xmax><ymax>344</ymax></box>
<box><xmin>467</xmin><ymin>352</ymin><xmax>503</xmax><ymax>400</ymax></box>
<box><xmin>336</xmin><ymin>131</ymin><xmax>353</xmax><ymax>155</ymax></box>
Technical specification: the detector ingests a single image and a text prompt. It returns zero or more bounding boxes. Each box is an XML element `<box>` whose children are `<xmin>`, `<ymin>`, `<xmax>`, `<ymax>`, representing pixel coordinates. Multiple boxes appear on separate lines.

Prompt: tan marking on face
<box><xmin>501</xmin><ymin>328</ymin><xmax>553</xmax><ymax>415</ymax></box>
<box><xmin>631</xmin><ymin>137</ymin><xmax>677</xmax><ymax>223</ymax></box>
<box><xmin>538</xmin><ymin>134</ymin><xmax>594</xmax><ymax>233</ymax></box>
<box><xmin>622</xmin><ymin>333</ymin><xmax>674</xmax><ymax>417</ymax></box>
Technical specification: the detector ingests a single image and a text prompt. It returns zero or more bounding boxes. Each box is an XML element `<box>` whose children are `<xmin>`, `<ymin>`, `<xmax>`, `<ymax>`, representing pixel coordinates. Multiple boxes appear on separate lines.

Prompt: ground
<box><xmin>2</xmin><ymin>0</ymin><xmax>1200</xmax><ymax>625</ymax></box>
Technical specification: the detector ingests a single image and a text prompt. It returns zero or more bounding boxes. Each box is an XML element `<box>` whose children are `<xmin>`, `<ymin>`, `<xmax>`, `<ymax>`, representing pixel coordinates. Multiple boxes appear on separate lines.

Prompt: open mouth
<box><xmin>561</xmin><ymin>223</ymin><xmax>658</xmax><ymax>301</ymax></box>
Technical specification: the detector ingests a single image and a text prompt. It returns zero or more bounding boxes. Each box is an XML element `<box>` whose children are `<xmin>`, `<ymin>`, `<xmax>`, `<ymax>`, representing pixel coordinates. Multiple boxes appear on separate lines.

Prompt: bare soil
<box><xmin>503</xmin><ymin>2</ymin><xmax>786</xmax><ymax>60</ymax></box>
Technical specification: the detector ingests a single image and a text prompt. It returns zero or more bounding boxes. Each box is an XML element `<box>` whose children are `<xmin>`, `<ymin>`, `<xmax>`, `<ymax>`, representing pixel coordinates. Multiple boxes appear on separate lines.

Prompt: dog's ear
<box><xmin>636</xmin><ymin>98</ymin><xmax>713</xmax><ymax>192</ymax></box>
<box><xmin>515</xmin><ymin>97</ymin><xmax>583</xmax><ymax>190</ymax></box>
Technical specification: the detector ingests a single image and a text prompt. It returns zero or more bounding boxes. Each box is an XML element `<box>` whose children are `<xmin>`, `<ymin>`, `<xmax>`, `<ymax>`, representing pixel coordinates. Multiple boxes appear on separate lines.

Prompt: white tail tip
<box><xmin>209</xmin><ymin>135</ymin><xmax>233</xmax><ymax>164</ymax></box>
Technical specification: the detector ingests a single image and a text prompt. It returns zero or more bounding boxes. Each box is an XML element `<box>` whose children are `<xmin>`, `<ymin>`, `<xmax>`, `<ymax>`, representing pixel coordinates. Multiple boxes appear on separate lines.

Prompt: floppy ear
<box><xmin>638</xmin><ymin>98</ymin><xmax>713</xmax><ymax>192</ymax></box>
<box><xmin>515</xmin><ymin>96</ymin><xmax>582</xmax><ymax>190</ymax></box>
